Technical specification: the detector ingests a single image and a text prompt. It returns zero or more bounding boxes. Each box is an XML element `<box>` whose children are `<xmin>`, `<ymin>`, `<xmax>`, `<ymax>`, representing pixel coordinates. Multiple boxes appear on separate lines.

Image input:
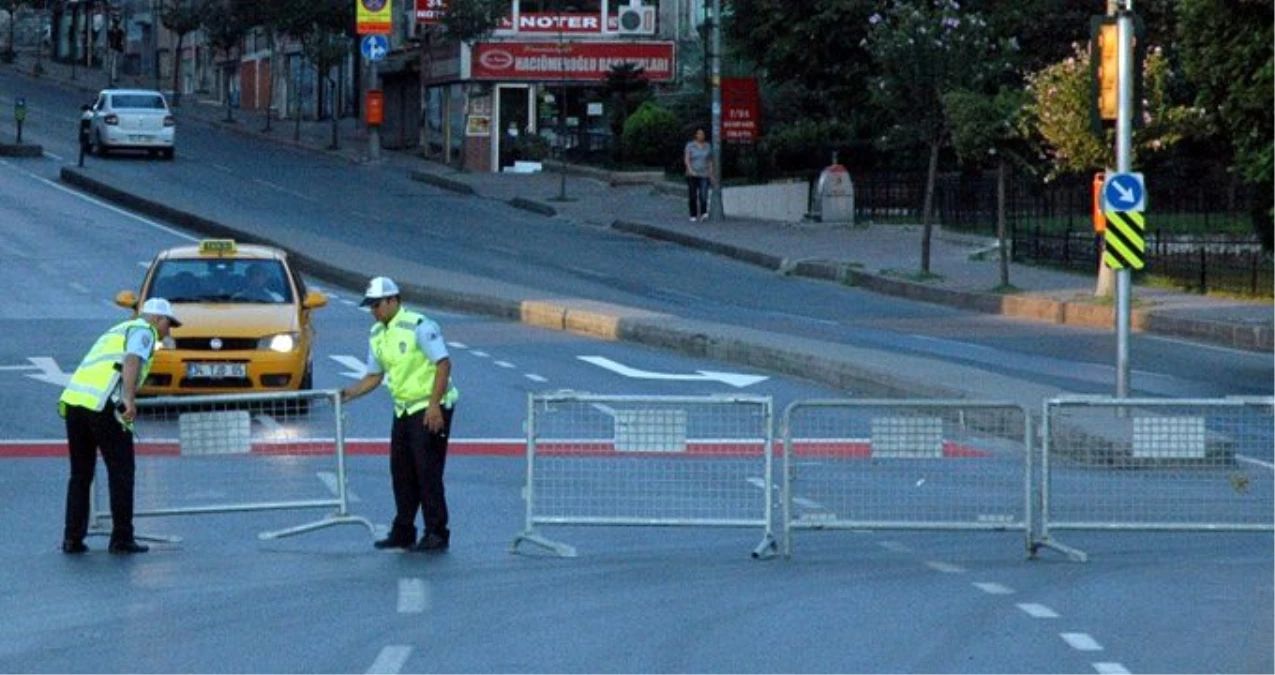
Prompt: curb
<box><xmin>410</xmin><ymin>169</ymin><xmax>475</xmax><ymax>195</ymax></box>
<box><xmin>508</xmin><ymin>196</ymin><xmax>556</xmax><ymax>217</ymax></box>
<box><xmin>0</xmin><ymin>142</ymin><xmax>42</xmax><ymax>157</ymax></box>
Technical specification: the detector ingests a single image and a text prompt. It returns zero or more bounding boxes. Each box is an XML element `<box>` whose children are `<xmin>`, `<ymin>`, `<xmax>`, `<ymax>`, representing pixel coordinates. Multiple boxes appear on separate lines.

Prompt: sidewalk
<box><xmin>13</xmin><ymin>50</ymin><xmax>1272</xmax><ymax>352</ymax></box>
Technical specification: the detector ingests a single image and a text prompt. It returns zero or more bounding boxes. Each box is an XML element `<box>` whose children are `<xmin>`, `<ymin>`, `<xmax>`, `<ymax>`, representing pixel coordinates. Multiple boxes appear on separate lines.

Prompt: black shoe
<box><xmin>62</xmin><ymin>539</ymin><xmax>88</xmax><ymax>554</ymax></box>
<box><xmin>412</xmin><ymin>533</ymin><xmax>449</xmax><ymax>553</ymax></box>
<box><xmin>108</xmin><ymin>540</ymin><xmax>149</xmax><ymax>554</ymax></box>
<box><xmin>374</xmin><ymin>535</ymin><xmax>415</xmax><ymax>550</ymax></box>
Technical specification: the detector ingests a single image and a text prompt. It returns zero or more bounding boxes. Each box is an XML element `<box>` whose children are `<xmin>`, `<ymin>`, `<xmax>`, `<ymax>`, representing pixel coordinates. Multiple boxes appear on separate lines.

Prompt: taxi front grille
<box><xmin>181</xmin><ymin>377</ymin><xmax>253</xmax><ymax>388</ymax></box>
<box><xmin>174</xmin><ymin>338</ymin><xmax>258</xmax><ymax>351</ymax></box>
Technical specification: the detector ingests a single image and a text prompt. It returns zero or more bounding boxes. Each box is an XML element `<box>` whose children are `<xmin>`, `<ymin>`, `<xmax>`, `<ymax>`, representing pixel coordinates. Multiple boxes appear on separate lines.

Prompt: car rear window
<box><xmin>111</xmin><ymin>94</ymin><xmax>168</xmax><ymax>110</ymax></box>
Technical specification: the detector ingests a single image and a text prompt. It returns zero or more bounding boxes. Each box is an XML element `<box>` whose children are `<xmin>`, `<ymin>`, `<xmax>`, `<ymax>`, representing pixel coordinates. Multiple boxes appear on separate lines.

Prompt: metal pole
<box><xmin>368</xmin><ymin>59</ymin><xmax>380</xmax><ymax>160</ymax></box>
<box><xmin>707</xmin><ymin>0</ymin><xmax>723</xmax><ymax>220</ymax></box>
<box><xmin>1115</xmin><ymin>0</ymin><xmax>1133</xmax><ymax>398</ymax></box>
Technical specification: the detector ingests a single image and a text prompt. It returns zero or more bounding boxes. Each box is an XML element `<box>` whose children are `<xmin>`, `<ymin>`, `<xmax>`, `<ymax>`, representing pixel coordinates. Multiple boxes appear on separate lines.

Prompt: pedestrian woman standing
<box><xmin>684</xmin><ymin>128</ymin><xmax>713</xmax><ymax>221</ymax></box>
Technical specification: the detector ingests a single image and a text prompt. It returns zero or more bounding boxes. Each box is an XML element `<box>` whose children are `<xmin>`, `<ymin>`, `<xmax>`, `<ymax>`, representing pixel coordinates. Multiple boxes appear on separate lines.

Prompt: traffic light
<box><xmin>1092</xmin><ymin>20</ymin><xmax>1119</xmax><ymax>122</ymax></box>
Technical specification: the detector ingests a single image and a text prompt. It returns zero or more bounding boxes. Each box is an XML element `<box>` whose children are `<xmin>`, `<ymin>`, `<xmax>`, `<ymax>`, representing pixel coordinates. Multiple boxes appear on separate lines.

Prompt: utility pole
<box><xmin>368</xmin><ymin>59</ymin><xmax>380</xmax><ymax>160</ymax></box>
<box><xmin>1114</xmin><ymin>0</ymin><xmax>1134</xmax><ymax>398</ymax></box>
<box><xmin>707</xmin><ymin>0</ymin><xmax>723</xmax><ymax>221</ymax></box>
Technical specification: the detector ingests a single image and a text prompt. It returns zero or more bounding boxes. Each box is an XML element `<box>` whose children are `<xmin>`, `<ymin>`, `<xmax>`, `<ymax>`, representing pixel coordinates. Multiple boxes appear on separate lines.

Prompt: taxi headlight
<box><xmin>260</xmin><ymin>333</ymin><xmax>297</xmax><ymax>353</ymax></box>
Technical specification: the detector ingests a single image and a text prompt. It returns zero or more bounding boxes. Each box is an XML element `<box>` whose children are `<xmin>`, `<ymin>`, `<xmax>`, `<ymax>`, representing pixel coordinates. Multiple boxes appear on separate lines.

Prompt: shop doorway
<box><xmin>494</xmin><ymin>84</ymin><xmax>534</xmax><ymax>171</ymax></box>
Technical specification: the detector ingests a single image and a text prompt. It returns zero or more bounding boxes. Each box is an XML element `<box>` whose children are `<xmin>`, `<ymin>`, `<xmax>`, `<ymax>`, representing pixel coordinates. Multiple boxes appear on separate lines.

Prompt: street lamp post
<box><xmin>548</xmin><ymin>17</ymin><xmax>572</xmax><ymax>203</ymax></box>
<box><xmin>708</xmin><ymin>0</ymin><xmax>723</xmax><ymax>221</ymax></box>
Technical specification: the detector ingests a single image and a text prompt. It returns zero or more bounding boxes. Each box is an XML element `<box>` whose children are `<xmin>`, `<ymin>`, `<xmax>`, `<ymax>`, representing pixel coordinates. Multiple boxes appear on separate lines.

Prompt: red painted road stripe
<box><xmin>0</xmin><ymin>439</ymin><xmax>988</xmax><ymax>458</ymax></box>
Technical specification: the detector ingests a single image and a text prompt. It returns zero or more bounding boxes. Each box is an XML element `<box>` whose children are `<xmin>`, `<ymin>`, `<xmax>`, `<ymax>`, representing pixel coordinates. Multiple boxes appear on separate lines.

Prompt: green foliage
<box><xmin>621</xmin><ymin>101</ymin><xmax>681</xmax><ymax>169</ymax></box>
<box><xmin>943</xmin><ymin>87</ymin><xmax>1027</xmax><ymax>166</ymax></box>
<box><xmin>866</xmin><ymin>0</ymin><xmax>1014</xmax><ymax>148</ymax></box>
<box><xmin>441</xmin><ymin>0</ymin><xmax>511</xmax><ymax>44</ymax></box>
<box><xmin>1020</xmin><ymin>43</ymin><xmax>1211</xmax><ymax>179</ymax></box>
<box><xmin>515</xmin><ymin>134</ymin><xmax>550</xmax><ymax>162</ymax></box>
<box><xmin>757</xmin><ymin>119</ymin><xmax>857</xmax><ymax>176</ymax></box>
<box><xmin>603</xmin><ymin>63</ymin><xmax>651</xmax><ymax>161</ymax></box>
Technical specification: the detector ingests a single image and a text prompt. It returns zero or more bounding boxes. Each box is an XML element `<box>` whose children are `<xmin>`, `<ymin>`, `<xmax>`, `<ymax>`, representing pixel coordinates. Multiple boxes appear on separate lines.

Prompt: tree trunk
<box><xmin>329</xmin><ymin>78</ymin><xmax>339</xmax><ymax>149</ymax></box>
<box><xmin>920</xmin><ymin>140</ymin><xmax>940</xmax><ymax>274</ymax></box>
<box><xmin>293</xmin><ymin>58</ymin><xmax>302</xmax><ymax>142</ymax></box>
<box><xmin>264</xmin><ymin>33</ymin><xmax>275</xmax><ymax>131</ymax></box>
<box><xmin>419</xmin><ymin>28</ymin><xmax>433</xmax><ymax>157</ymax></box>
<box><xmin>997</xmin><ymin>156</ymin><xmax>1009</xmax><ymax>288</ymax></box>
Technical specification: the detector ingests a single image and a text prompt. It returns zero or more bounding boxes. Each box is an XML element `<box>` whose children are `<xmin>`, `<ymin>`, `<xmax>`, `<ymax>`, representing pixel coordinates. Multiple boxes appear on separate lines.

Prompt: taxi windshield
<box><xmin>148</xmin><ymin>259</ymin><xmax>294</xmax><ymax>304</ymax></box>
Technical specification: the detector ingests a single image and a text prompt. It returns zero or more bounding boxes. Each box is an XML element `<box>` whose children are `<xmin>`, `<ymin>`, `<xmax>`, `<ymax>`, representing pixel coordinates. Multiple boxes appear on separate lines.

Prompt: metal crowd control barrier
<box><xmin>511</xmin><ymin>393</ymin><xmax>777</xmax><ymax>558</ymax></box>
<box><xmin>1035</xmin><ymin>396</ymin><xmax>1275</xmax><ymax>562</ymax></box>
<box><xmin>781</xmin><ymin>400</ymin><xmax>1033</xmax><ymax>558</ymax></box>
<box><xmin>89</xmin><ymin>389</ymin><xmax>375</xmax><ymax>544</ymax></box>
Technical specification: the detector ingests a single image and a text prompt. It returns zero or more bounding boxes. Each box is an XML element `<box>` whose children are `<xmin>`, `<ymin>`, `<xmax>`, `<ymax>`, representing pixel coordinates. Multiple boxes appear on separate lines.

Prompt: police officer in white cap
<box><xmin>341</xmin><ymin>277</ymin><xmax>459</xmax><ymax>553</ymax></box>
<box><xmin>58</xmin><ymin>297</ymin><xmax>181</xmax><ymax>554</ymax></box>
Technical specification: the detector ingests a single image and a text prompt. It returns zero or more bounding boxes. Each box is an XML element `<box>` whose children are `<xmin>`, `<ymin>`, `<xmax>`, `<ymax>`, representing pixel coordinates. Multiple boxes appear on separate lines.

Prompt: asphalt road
<box><xmin>0</xmin><ymin>72</ymin><xmax>1270</xmax><ymax>675</ymax></box>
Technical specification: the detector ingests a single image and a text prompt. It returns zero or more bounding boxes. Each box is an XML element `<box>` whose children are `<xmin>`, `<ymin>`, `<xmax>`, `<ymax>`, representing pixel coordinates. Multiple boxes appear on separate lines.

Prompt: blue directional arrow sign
<box><xmin>360</xmin><ymin>34</ymin><xmax>388</xmax><ymax>62</ymax></box>
<box><xmin>1102</xmin><ymin>172</ymin><xmax>1146</xmax><ymax>213</ymax></box>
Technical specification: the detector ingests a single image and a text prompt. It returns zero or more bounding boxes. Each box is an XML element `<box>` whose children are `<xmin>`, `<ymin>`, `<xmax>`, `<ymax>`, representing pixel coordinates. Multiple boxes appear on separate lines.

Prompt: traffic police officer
<box><xmin>341</xmin><ymin>277</ymin><xmax>458</xmax><ymax>553</ymax></box>
<box><xmin>59</xmin><ymin>298</ymin><xmax>181</xmax><ymax>554</ymax></box>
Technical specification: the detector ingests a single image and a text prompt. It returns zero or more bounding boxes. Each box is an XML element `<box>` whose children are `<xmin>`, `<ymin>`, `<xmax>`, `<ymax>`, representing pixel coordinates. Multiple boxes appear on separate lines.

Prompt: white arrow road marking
<box><xmin>316</xmin><ymin>471</ymin><xmax>359</xmax><ymax>502</ymax></box>
<box><xmin>330</xmin><ymin>355</ymin><xmax>367</xmax><ymax>379</ymax></box>
<box><xmin>578</xmin><ymin>356</ymin><xmax>768</xmax><ymax>388</ymax></box>
<box><xmin>25</xmin><ymin>357</ymin><xmax>71</xmax><ymax>387</ymax></box>
<box><xmin>972</xmin><ymin>582</ymin><xmax>1014</xmax><ymax>595</ymax></box>
<box><xmin>397</xmin><ymin>578</ymin><xmax>429</xmax><ymax>613</ymax></box>
<box><xmin>0</xmin><ymin>364</ymin><xmax>39</xmax><ymax>371</ymax></box>
<box><xmin>1061</xmin><ymin>633</ymin><xmax>1104</xmax><ymax>651</ymax></box>
<box><xmin>1017</xmin><ymin>603</ymin><xmax>1060</xmax><ymax>618</ymax></box>
<box><xmin>366</xmin><ymin>645</ymin><xmax>412</xmax><ymax>675</ymax></box>
<box><xmin>925</xmin><ymin>560</ymin><xmax>966</xmax><ymax>574</ymax></box>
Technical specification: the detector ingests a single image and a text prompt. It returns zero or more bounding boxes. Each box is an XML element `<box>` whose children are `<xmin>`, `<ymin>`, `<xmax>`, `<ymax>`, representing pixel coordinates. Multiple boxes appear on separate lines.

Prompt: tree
<box><xmin>725</xmin><ymin>0</ymin><xmax>879</xmax><ymax>121</ymax></box>
<box><xmin>201</xmin><ymin>0</ymin><xmax>249</xmax><ymax>122</ymax></box>
<box><xmin>1176</xmin><ymin>0</ymin><xmax>1274</xmax><ymax>250</ymax></box>
<box><xmin>602</xmin><ymin>62</ymin><xmax>651</xmax><ymax>164</ymax></box>
<box><xmin>943</xmin><ymin>87</ymin><xmax>1029</xmax><ymax>290</ymax></box>
<box><xmin>277</xmin><ymin>0</ymin><xmax>350</xmax><ymax>142</ymax></box>
<box><xmin>160</xmin><ymin>0</ymin><xmax>205</xmax><ymax>107</ymax></box>
<box><xmin>427</xmin><ymin>0</ymin><xmax>511</xmax><ymax>162</ymax></box>
<box><xmin>866</xmin><ymin>0</ymin><xmax>1013</xmax><ymax>274</ymax></box>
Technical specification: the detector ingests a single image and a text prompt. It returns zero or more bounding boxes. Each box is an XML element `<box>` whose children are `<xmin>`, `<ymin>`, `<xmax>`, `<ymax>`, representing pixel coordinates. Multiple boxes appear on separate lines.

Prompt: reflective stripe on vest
<box><xmin>59</xmin><ymin>319</ymin><xmax>157</xmax><ymax>413</ymax></box>
<box><xmin>369</xmin><ymin>308</ymin><xmax>458</xmax><ymax>417</ymax></box>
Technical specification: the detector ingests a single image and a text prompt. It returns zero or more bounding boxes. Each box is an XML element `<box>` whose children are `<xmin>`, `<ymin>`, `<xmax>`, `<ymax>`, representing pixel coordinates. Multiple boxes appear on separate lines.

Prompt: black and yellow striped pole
<box><xmin>1102</xmin><ymin>211</ymin><xmax>1145</xmax><ymax>270</ymax></box>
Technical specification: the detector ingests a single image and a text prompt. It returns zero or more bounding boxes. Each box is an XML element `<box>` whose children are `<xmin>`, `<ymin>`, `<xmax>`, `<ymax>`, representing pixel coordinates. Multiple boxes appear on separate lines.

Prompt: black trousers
<box><xmin>64</xmin><ymin>404</ymin><xmax>135</xmax><ymax>544</ymax></box>
<box><xmin>687</xmin><ymin>176</ymin><xmax>710</xmax><ymax>218</ymax></box>
<box><xmin>388</xmin><ymin>406</ymin><xmax>454</xmax><ymax>541</ymax></box>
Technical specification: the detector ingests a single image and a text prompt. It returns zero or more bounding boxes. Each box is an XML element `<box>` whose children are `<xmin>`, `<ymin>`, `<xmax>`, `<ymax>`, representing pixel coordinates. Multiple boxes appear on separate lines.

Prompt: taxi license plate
<box><xmin>128</xmin><ymin>134</ymin><xmax>152</xmax><ymax>142</ymax></box>
<box><xmin>186</xmin><ymin>363</ymin><xmax>246</xmax><ymax>379</ymax></box>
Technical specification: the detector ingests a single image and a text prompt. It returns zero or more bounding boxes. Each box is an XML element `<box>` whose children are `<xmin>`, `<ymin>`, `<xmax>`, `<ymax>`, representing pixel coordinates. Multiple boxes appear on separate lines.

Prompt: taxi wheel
<box><xmin>163</xmin><ymin>147</ymin><xmax>175</xmax><ymax>160</ymax></box>
<box><xmin>90</xmin><ymin>133</ymin><xmax>106</xmax><ymax>157</ymax></box>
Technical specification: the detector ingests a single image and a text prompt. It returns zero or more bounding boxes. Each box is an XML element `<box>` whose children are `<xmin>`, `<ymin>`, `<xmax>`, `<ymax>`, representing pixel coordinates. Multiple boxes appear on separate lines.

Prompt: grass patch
<box><xmin>989</xmin><ymin>283</ymin><xmax>1020</xmax><ymax>294</ymax></box>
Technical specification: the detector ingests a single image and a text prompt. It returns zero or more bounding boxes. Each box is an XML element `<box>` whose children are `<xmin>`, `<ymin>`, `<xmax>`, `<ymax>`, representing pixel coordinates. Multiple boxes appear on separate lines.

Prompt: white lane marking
<box><xmin>1061</xmin><ymin>633</ymin><xmax>1104</xmax><ymax>651</ymax></box>
<box><xmin>397</xmin><ymin>578</ymin><xmax>429</xmax><ymax>613</ymax></box>
<box><xmin>0</xmin><ymin>364</ymin><xmax>38</xmax><ymax>371</ymax></box>
<box><xmin>1237</xmin><ymin>455</ymin><xmax>1275</xmax><ymax>470</ymax></box>
<box><xmin>1146</xmin><ymin>333</ymin><xmax>1267</xmax><ymax>356</ymax></box>
<box><xmin>1093</xmin><ymin>662</ymin><xmax>1131</xmax><ymax>674</ymax></box>
<box><xmin>447</xmin><ymin>341</ymin><xmax>468</xmax><ymax>349</ymax></box>
<box><xmin>1017</xmin><ymin>603</ymin><xmax>1060</xmax><ymax>618</ymax></box>
<box><xmin>878</xmin><ymin>541</ymin><xmax>912</xmax><ymax>553</ymax></box>
<box><xmin>366</xmin><ymin>645</ymin><xmax>412</xmax><ymax>674</ymax></box>
<box><xmin>925</xmin><ymin>561</ymin><xmax>966</xmax><ymax>574</ymax></box>
<box><xmin>316</xmin><ymin>471</ymin><xmax>359</xmax><ymax>503</ymax></box>
<box><xmin>255</xmin><ymin>413</ymin><xmax>284</xmax><ymax>434</ymax></box>
<box><xmin>43</xmin><ymin>151</ymin><xmax>64</xmax><ymax>161</ymax></box>
<box><xmin>524</xmin><ymin>373</ymin><xmax>547</xmax><ymax>382</ymax></box>
<box><xmin>763</xmin><ymin>309</ymin><xmax>840</xmax><ymax>326</ymax></box>
<box><xmin>331</xmin><ymin>355</ymin><xmax>368</xmax><ymax>379</ymax></box>
<box><xmin>470</xmin><ymin>350</ymin><xmax>490</xmax><ymax>358</ymax></box>
<box><xmin>972</xmin><ymin>582</ymin><xmax>1014</xmax><ymax>595</ymax></box>
<box><xmin>5</xmin><ymin>164</ymin><xmax>199</xmax><ymax>241</ymax></box>
<box><xmin>210</xmin><ymin>163</ymin><xmax>234</xmax><ymax>173</ymax></box>
<box><xmin>69</xmin><ymin>281</ymin><xmax>91</xmax><ymax>293</ymax></box>
<box><xmin>494</xmin><ymin>360</ymin><xmax>515</xmax><ymax>368</ymax></box>
<box><xmin>252</xmin><ymin>178</ymin><xmax>318</xmax><ymax>202</ymax></box>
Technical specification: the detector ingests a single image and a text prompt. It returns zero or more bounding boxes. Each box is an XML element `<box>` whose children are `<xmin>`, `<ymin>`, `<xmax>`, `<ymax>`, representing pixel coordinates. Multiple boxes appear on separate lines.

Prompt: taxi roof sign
<box><xmin>198</xmin><ymin>239</ymin><xmax>237</xmax><ymax>255</ymax></box>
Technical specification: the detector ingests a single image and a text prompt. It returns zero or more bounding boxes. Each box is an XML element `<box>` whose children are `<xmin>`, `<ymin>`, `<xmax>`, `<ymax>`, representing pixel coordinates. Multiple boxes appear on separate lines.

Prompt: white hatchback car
<box><xmin>85</xmin><ymin>88</ymin><xmax>176</xmax><ymax>159</ymax></box>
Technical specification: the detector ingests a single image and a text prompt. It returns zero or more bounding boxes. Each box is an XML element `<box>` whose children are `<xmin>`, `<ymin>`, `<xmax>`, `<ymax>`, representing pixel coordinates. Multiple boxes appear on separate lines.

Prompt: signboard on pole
<box><xmin>721</xmin><ymin>77</ymin><xmax>760</xmax><ymax>143</ymax></box>
<box><xmin>416</xmin><ymin>0</ymin><xmax>446</xmax><ymax>24</ymax></box>
<box><xmin>357</xmin><ymin>0</ymin><xmax>393</xmax><ymax>35</ymax></box>
<box><xmin>470</xmin><ymin>42</ymin><xmax>675</xmax><ymax>82</ymax></box>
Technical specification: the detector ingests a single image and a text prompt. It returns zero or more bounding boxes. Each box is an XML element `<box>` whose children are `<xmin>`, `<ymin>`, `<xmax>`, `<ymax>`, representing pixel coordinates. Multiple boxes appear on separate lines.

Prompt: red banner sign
<box><xmin>415</xmin><ymin>0</ymin><xmax>447</xmax><ymax>24</ymax></box>
<box><xmin>471</xmin><ymin>42</ymin><xmax>675</xmax><ymax>82</ymax></box>
<box><xmin>721</xmin><ymin>77</ymin><xmax>760</xmax><ymax>143</ymax></box>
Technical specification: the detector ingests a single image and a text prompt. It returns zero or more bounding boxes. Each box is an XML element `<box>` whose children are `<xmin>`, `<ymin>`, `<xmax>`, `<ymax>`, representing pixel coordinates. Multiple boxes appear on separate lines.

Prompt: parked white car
<box><xmin>86</xmin><ymin>89</ymin><xmax>176</xmax><ymax>159</ymax></box>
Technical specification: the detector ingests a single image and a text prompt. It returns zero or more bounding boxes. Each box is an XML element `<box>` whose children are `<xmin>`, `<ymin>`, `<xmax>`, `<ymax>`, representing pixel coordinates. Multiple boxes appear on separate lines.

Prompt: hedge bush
<box><xmin>621</xmin><ymin>101</ymin><xmax>683</xmax><ymax>170</ymax></box>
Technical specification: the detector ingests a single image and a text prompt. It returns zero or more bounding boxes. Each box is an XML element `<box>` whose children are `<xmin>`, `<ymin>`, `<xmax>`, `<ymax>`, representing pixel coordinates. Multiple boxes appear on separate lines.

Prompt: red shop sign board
<box><xmin>471</xmin><ymin>42</ymin><xmax>676</xmax><ymax>82</ymax></box>
<box><xmin>721</xmin><ymin>77</ymin><xmax>760</xmax><ymax>143</ymax></box>
<box><xmin>416</xmin><ymin>0</ymin><xmax>447</xmax><ymax>24</ymax></box>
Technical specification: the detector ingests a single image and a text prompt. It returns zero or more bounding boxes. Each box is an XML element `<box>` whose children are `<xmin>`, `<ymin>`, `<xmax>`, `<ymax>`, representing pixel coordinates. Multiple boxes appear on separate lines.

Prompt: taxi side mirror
<box><xmin>115</xmin><ymin>290</ymin><xmax>138</xmax><ymax>310</ymax></box>
<box><xmin>302</xmin><ymin>290</ymin><xmax>328</xmax><ymax>309</ymax></box>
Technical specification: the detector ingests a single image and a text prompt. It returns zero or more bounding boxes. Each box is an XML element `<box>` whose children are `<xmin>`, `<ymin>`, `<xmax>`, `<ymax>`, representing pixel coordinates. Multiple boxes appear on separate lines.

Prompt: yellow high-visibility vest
<box><xmin>59</xmin><ymin>318</ymin><xmax>157</xmax><ymax>414</ymax></box>
<box><xmin>370</xmin><ymin>308</ymin><xmax>458</xmax><ymax>417</ymax></box>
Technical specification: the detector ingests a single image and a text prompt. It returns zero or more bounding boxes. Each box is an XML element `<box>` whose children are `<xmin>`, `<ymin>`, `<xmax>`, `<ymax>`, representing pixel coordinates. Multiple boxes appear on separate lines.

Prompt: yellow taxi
<box><xmin>115</xmin><ymin>239</ymin><xmax>327</xmax><ymax>395</ymax></box>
